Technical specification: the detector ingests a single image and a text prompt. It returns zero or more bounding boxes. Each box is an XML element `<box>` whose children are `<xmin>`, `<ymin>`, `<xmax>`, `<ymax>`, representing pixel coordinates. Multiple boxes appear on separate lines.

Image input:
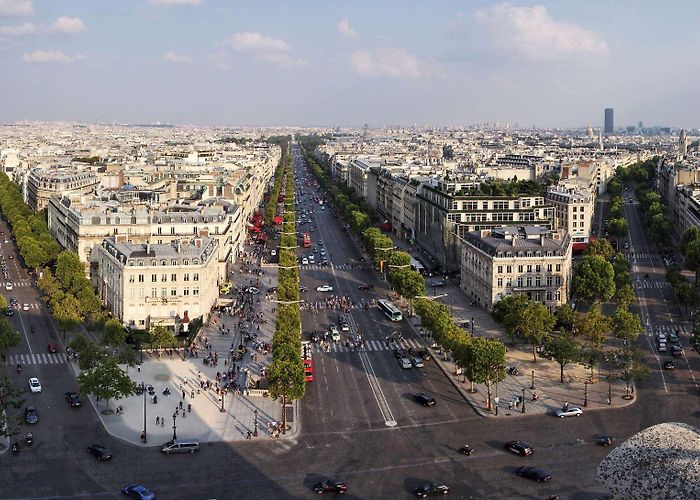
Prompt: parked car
<box><xmin>668</xmin><ymin>333</ymin><xmax>680</xmax><ymax>344</ymax></box>
<box><xmin>22</xmin><ymin>303</ymin><xmax>29</xmax><ymax>311</ymax></box>
<box><xmin>555</xmin><ymin>407</ymin><xmax>583</xmax><ymax>418</ymax></box>
<box><xmin>121</xmin><ymin>484</ymin><xmax>155</xmax><ymax>500</ymax></box>
<box><xmin>504</xmin><ymin>440</ymin><xmax>533</xmax><ymax>456</ymax></box>
<box><xmin>657</xmin><ymin>342</ymin><xmax>668</xmax><ymax>352</ymax></box>
<box><xmin>393</xmin><ymin>348</ymin><xmax>407</xmax><ymax>359</ymax></box>
<box><xmin>413</xmin><ymin>394</ymin><xmax>436</xmax><ymax>407</ymax></box>
<box><xmin>24</xmin><ymin>406</ymin><xmax>39</xmax><ymax>424</ymax></box>
<box><xmin>87</xmin><ymin>444</ymin><xmax>112</xmax><ymax>461</ymax></box>
<box><xmin>414</xmin><ymin>482</ymin><xmax>450</xmax><ymax>497</ymax></box>
<box><xmin>515</xmin><ymin>466</ymin><xmax>552</xmax><ymax>482</ymax></box>
<box><xmin>312</xmin><ymin>480</ymin><xmax>348</xmax><ymax>494</ymax></box>
<box><xmin>430</xmin><ymin>280</ymin><xmax>446</xmax><ymax>288</ymax></box>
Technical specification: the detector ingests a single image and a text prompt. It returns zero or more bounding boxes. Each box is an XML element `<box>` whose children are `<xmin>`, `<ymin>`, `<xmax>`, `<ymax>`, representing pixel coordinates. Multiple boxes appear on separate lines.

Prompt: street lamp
<box><xmin>531</xmin><ymin>370</ymin><xmax>535</xmax><ymax>390</ymax></box>
<box><xmin>172</xmin><ymin>412</ymin><xmax>178</xmax><ymax>441</ymax></box>
<box><xmin>220</xmin><ymin>390</ymin><xmax>225</xmax><ymax>413</ymax></box>
<box><xmin>584</xmin><ymin>379</ymin><xmax>591</xmax><ymax>407</ymax></box>
<box><xmin>521</xmin><ymin>387</ymin><xmax>526</xmax><ymax>414</ymax></box>
<box><xmin>141</xmin><ymin>382</ymin><xmax>147</xmax><ymax>443</ymax></box>
<box><xmin>253</xmin><ymin>409</ymin><xmax>259</xmax><ymax>437</ymax></box>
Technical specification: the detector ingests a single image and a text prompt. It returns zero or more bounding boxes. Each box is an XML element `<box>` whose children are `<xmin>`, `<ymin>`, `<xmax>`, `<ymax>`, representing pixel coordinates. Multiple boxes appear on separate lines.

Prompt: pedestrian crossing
<box><xmin>648</xmin><ymin>324</ymin><xmax>687</xmax><ymax>338</ymax></box>
<box><xmin>5</xmin><ymin>353</ymin><xmax>66</xmax><ymax>365</ymax></box>
<box><xmin>310</xmin><ymin>337</ymin><xmax>423</xmax><ymax>353</ymax></box>
<box><xmin>301</xmin><ymin>264</ymin><xmax>371</xmax><ymax>271</ymax></box>
<box><xmin>633</xmin><ymin>280</ymin><xmax>671</xmax><ymax>290</ymax></box>
<box><xmin>629</xmin><ymin>253</ymin><xmax>655</xmax><ymax>260</ymax></box>
<box><xmin>2</xmin><ymin>280</ymin><xmax>31</xmax><ymax>288</ymax></box>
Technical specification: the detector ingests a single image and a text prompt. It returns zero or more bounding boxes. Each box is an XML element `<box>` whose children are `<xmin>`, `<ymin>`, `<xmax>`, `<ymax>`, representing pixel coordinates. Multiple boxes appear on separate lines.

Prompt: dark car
<box><xmin>313</xmin><ymin>480</ymin><xmax>348</xmax><ymax>494</ymax></box>
<box><xmin>87</xmin><ymin>444</ymin><xmax>113</xmax><ymax>461</ymax></box>
<box><xmin>409</xmin><ymin>348</ymin><xmax>430</xmax><ymax>360</ymax></box>
<box><xmin>299</xmin><ymin>286</ymin><xmax>307</xmax><ymax>293</ymax></box>
<box><xmin>47</xmin><ymin>343</ymin><xmax>58</xmax><ymax>353</ymax></box>
<box><xmin>430</xmin><ymin>280</ymin><xmax>446</xmax><ymax>288</ymax></box>
<box><xmin>516</xmin><ymin>466</ymin><xmax>552</xmax><ymax>482</ymax></box>
<box><xmin>121</xmin><ymin>484</ymin><xmax>155</xmax><ymax>500</ymax></box>
<box><xmin>310</xmin><ymin>331</ymin><xmax>322</xmax><ymax>343</ymax></box>
<box><xmin>671</xmin><ymin>345</ymin><xmax>684</xmax><ymax>357</ymax></box>
<box><xmin>65</xmin><ymin>392</ymin><xmax>82</xmax><ymax>407</ymax></box>
<box><xmin>414</xmin><ymin>482</ymin><xmax>450</xmax><ymax>497</ymax></box>
<box><xmin>24</xmin><ymin>406</ymin><xmax>39</xmax><ymax>424</ymax></box>
<box><xmin>393</xmin><ymin>348</ymin><xmax>407</xmax><ymax>359</ymax></box>
<box><xmin>414</xmin><ymin>394</ymin><xmax>436</xmax><ymax>407</ymax></box>
<box><xmin>664</xmin><ymin>360</ymin><xmax>675</xmax><ymax>370</ymax></box>
<box><xmin>505</xmin><ymin>440</ymin><xmax>533</xmax><ymax>456</ymax></box>
<box><xmin>5</xmin><ymin>308</ymin><xmax>13</xmax><ymax>317</ymax></box>
<box><xmin>358</xmin><ymin>284</ymin><xmax>375</xmax><ymax>290</ymax></box>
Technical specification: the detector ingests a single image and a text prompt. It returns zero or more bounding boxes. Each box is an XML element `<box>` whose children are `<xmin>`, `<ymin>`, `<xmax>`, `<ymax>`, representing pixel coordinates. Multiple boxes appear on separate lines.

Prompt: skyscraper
<box><xmin>604</xmin><ymin>108</ymin><xmax>614</xmax><ymax>135</ymax></box>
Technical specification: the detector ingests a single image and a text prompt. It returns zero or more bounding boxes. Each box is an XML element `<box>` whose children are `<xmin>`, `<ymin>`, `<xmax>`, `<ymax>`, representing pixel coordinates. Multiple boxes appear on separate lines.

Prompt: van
<box><xmin>161</xmin><ymin>439</ymin><xmax>200</xmax><ymax>454</ymax></box>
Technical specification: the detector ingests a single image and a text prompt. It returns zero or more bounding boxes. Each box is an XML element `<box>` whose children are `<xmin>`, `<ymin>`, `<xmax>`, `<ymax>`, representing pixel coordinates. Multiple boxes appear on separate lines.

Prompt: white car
<box><xmin>22</xmin><ymin>304</ymin><xmax>29</xmax><ymax>311</ymax></box>
<box><xmin>316</xmin><ymin>285</ymin><xmax>333</xmax><ymax>292</ymax></box>
<box><xmin>246</xmin><ymin>287</ymin><xmax>259</xmax><ymax>295</ymax></box>
<box><xmin>657</xmin><ymin>342</ymin><xmax>668</xmax><ymax>352</ymax></box>
<box><xmin>555</xmin><ymin>407</ymin><xmax>583</xmax><ymax>418</ymax></box>
<box><xmin>308</xmin><ymin>255</ymin><xmax>315</xmax><ymax>263</ymax></box>
<box><xmin>302</xmin><ymin>258</ymin><xmax>309</xmax><ymax>265</ymax></box>
<box><xmin>270</xmin><ymin>250</ymin><xmax>277</xmax><ymax>256</ymax></box>
<box><xmin>5</xmin><ymin>283</ymin><xmax>12</xmax><ymax>291</ymax></box>
<box><xmin>29</xmin><ymin>377</ymin><xmax>42</xmax><ymax>393</ymax></box>
<box><xmin>331</xmin><ymin>330</ymin><xmax>341</xmax><ymax>342</ymax></box>
<box><xmin>399</xmin><ymin>357</ymin><xmax>413</xmax><ymax>369</ymax></box>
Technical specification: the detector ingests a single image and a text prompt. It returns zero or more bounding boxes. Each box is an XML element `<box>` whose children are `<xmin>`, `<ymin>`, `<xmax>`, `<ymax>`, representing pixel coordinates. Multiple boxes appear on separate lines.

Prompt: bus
<box><xmin>410</xmin><ymin>256</ymin><xmax>426</xmax><ymax>275</ymax></box>
<box><xmin>302</xmin><ymin>232</ymin><xmax>311</xmax><ymax>248</ymax></box>
<box><xmin>301</xmin><ymin>341</ymin><xmax>314</xmax><ymax>382</ymax></box>
<box><xmin>377</xmin><ymin>299</ymin><xmax>403</xmax><ymax>322</ymax></box>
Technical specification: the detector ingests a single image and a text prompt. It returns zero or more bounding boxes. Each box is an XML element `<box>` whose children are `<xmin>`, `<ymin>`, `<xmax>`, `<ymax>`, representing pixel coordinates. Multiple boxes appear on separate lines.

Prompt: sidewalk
<box><xmin>81</xmin><ymin>239</ymin><xmax>297</xmax><ymax>446</ymax></box>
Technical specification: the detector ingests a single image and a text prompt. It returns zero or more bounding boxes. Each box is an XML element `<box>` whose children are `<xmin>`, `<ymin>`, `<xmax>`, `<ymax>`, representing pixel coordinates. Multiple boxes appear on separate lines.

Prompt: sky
<box><xmin>0</xmin><ymin>0</ymin><xmax>698</xmax><ymax>129</ymax></box>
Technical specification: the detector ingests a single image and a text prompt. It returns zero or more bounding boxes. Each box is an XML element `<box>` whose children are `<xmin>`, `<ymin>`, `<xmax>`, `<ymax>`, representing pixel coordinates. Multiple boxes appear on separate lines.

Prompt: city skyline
<box><xmin>1</xmin><ymin>0</ymin><xmax>699</xmax><ymax>128</ymax></box>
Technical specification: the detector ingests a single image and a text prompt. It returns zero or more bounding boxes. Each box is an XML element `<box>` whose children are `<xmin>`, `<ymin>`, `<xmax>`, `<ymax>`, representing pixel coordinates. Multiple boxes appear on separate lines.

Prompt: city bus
<box><xmin>303</xmin><ymin>232</ymin><xmax>311</xmax><ymax>248</ymax></box>
<box><xmin>377</xmin><ymin>299</ymin><xmax>403</xmax><ymax>322</ymax></box>
<box><xmin>302</xmin><ymin>341</ymin><xmax>314</xmax><ymax>382</ymax></box>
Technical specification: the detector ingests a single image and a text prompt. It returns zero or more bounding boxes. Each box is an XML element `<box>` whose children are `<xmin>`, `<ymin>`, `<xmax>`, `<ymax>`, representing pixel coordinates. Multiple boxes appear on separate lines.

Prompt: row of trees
<box><xmin>264</xmin><ymin>140</ymin><xmax>290</xmax><ymax>226</ymax></box>
<box><xmin>0</xmin><ymin>293</ymin><xmax>22</xmax><ymax>439</ymax></box>
<box><xmin>0</xmin><ymin>173</ymin><xmax>61</xmax><ymax>271</ymax></box>
<box><xmin>267</xmin><ymin>146</ymin><xmax>305</xmax><ymax>433</ymax></box>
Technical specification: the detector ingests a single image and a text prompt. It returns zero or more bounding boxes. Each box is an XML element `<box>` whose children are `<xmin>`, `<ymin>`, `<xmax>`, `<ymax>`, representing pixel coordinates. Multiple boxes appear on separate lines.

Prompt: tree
<box><xmin>149</xmin><ymin>324</ymin><xmax>176</xmax><ymax>357</ymax></box>
<box><xmin>617</xmin><ymin>349</ymin><xmax>650</xmax><ymax>398</ymax></box>
<box><xmin>0</xmin><ymin>319</ymin><xmax>20</xmax><ymax>359</ymax></box>
<box><xmin>680</xmin><ymin>227</ymin><xmax>700</xmax><ymax>255</ymax></box>
<box><xmin>573</xmin><ymin>255</ymin><xmax>615</xmax><ymax>304</ymax></box>
<box><xmin>55</xmin><ymin>251</ymin><xmax>85</xmax><ymax>290</ymax></box>
<box><xmin>579</xmin><ymin>346</ymin><xmax>603</xmax><ymax>380</ymax></box>
<box><xmin>71</xmin><ymin>336</ymin><xmax>107</xmax><ymax>371</ymax></box>
<box><xmin>267</xmin><ymin>343</ymin><xmax>305</xmax><ymax>434</ymax></box>
<box><xmin>454</xmin><ymin>338</ymin><xmax>477</xmax><ymax>392</ymax></box>
<box><xmin>37</xmin><ymin>268</ymin><xmax>61</xmax><ymax>297</ymax></box>
<box><xmin>520</xmin><ymin>301</ymin><xmax>555</xmax><ymax>362</ymax></box>
<box><xmin>685</xmin><ymin>239</ymin><xmax>700</xmax><ymax>283</ymax></box>
<box><xmin>542</xmin><ymin>333</ymin><xmax>581</xmax><ymax>383</ymax></box>
<box><xmin>0</xmin><ymin>374</ymin><xmax>25</xmax><ymax>439</ymax></box>
<box><xmin>555</xmin><ymin>303</ymin><xmax>576</xmax><ymax>332</ymax></box>
<box><xmin>615</xmin><ymin>283</ymin><xmax>636</xmax><ymax>307</ymax></box>
<box><xmin>585</xmin><ymin>239</ymin><xmax>615</xmax><ymax>260</ymax></box>
<box><xmin>611</xmin><ymin>306</ymin><xmax>644</xmax><ymax>344</ymax></box>
<box><xmin>468</xmin><ymin>337</ymin><xmax>506</xmax><ymax>412</ymax></box>
<box><xmin>102</xmin><ymin>319</ymin><xmax>127</xmax><ymax>348</ymax></box>
<box><xmin>492</xmin><ymin>294</ymin><xmax>529</xmax><ymax>344</ymax></box>
<box><xmin>607</xmin><ymin>218</ymin><xmax>628</xmax><ymax>238</ymax></box>
<box><xmin>575</xmin><ymin>305</ymin><xmax>610</xmax><ymax>347</ymax></box>
<box><xmin>52</xmin><ymin>293</ymin><xmax>83</xmax><ymax>338</ymax></box>
<box><xmin>674</xmin><ymin>281</ymin><xmax>699</xmax><ymax>316</ymax></box>
<box><xmin>77</xmin><ymin>357</ymin><xmax>134</xmax><ymax>411</ymax></box>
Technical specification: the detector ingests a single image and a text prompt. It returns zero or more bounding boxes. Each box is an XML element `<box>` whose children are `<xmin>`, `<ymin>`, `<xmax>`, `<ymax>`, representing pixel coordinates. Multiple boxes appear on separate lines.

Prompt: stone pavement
<box><xmin>78</xmin><ymin>240</ymin><xmax>297</xmax><ymax>447</ymax></box>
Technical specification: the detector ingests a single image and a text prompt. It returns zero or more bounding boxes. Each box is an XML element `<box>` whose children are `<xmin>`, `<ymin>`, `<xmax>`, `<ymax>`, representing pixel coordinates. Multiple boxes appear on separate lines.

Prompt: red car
<box><xmin>47</xmin><ymin>343</ymin><xmax>57</xmax><ymax>353</ymax></box>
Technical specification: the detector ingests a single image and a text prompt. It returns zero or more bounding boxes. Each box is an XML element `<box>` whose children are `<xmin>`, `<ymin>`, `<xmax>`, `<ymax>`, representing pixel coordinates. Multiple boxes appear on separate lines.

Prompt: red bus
<box><xmin>303</xmin><ymin>232</ymin><xmax>311</xmax><ymax>248</ymax></box>
<box><xmin>302</xmin><ymin>341</ymin><xmax>313</xmax><ymax>382</ymax></box>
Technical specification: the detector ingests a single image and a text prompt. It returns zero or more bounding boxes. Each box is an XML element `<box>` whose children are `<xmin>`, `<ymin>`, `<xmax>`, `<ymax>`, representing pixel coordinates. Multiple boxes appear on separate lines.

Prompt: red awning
<box><xmin>572</xmin><ymin>242</ymin><xmax>588</xmax><ymax>251</ymax></box>
<box><xmin>273</xmin><ymin>216</ymin><xmax>283</xmax><ymax>224</ymax></box>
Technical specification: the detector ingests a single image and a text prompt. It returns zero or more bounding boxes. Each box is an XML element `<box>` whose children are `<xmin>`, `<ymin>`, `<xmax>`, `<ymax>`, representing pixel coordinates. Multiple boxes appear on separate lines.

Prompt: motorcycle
<box><xmin>458</xmin><ymin>445</ymin><xmax>474</xmax><ymax>456</ymax></box>
<box><xmin>25</xmin><ymin>433</ymin><xmax>33</xmax><ymax>446</ymax></box>
<box><xmin>11</xmin><ymin>442</ymin><xmax>19</xmax><ymax>454</ymax></box>
<box><xmin>16</xmin><ymin>363</ymin><xmax>21</xmax><ymax>373</ymax></box>
<box><xmin>596</xmin><ymin>435</ymin><xmax>613</xmax><ymax>447</ymax></box>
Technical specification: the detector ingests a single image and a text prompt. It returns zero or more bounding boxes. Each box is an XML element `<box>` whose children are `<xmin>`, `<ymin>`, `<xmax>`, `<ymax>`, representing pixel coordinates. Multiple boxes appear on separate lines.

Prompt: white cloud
<box><xmin>50</xmin><ymin>17</ymin><xmax>87</xmax><ymax>34</ymax></box>
<box><xmin>336</xmin><ymin>17</ymin><xmax>358</xmax><ymax>39</ymax></box>
<box><xmin>22</xmin><ymin>50</ymin><xmax>85</xmax><ymax>63</ymax></box>
<box><xmin>225</xmin><ymin>31</ymin><xmax>290</xmax><ymax>53</ymax></box>
<box><xmin>476</xmin><ymin>3</ymin><xmax>609</xmax><ymax>61</ymax></box>
<box><xmin>0</xmin><ymin>0</ymin><xmax>33</xmax><ymax>17</ymax></box>
<box><xmin>149</xmin><ymin>0</ymin><xmax>203</xmax><ymax>6</ymax></box>
<box><xmin>163</xmin><ymin>51</ymin><xmax>191</xmax><ymax>63</ymax></box>
<box><xmin>351</xmin><ymin>47</ymin><xmax>437</xmax><ymax>79</ymax></box>
<box><xmin>0</xmin><ymin>21</ymin><xmax>35</xmax><ymax>36</ymax></box>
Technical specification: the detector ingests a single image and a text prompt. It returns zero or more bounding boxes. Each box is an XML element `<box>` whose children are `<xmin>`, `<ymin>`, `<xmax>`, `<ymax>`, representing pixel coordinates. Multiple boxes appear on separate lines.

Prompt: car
<box><xmin>316</xmin><ymin>285</ymin><xmax>333</xmax><ymax>292</ymax></box>
<box><xmin>24</xmin><ymin>406</ymin><xmax>39</xmax><ymax>424</ymax></box>
<box><xmin>270</xmin><ymin>250</ymin><xmax>277</xmax><ymax>256</ymax></box>
<box><xmin>87</xmin><ymin>444</ymin><xmax>113</xmax><ymax>461</ymax></box>
<box><xmin>657</xmin><ymin>333</ymin><xmax>667</xmax><ymax>342</ymax></box>
<box><xmin>65</xmin><ymin>391</ymin><xmax>82</xmax><ymax>407</ymax></box>
<box><xmin>358</xmin><ymin>284</ymin><xmax>375</xmax><ymax>290</ymax></box>
<box><xmin>664</xmin><ymin>360</ymin><xmax>675</xmax><ymax>370</ymax></box>
<box><xmin>330</xmin><ymin>330</ymin><xmax>340</xmax><ymax>342</ymax></box>
<box><xmin>302</xmin><ymin>258</ymin><xmax>309</xmax><ymax>265</ymax></box>
<box><xmin>121</xmin><ymin>484</ymin><xmax>155</xmax><ymax>500</ymax></box>
<box><xmin>299</xmin><ymin>286</ymin><xmax>307</xmax><ymax>292</ymax></box>
<box><xmin>29</xmin><ymin>377</ymin><xmax>42</xmax><ymax>393</ymax></box>
<box><xmin>414</xmin><ymin>482</ymin><xmax>450</xmax><ymax>497</ymax></box>
<box><xmin>47</xmin><ymin>343</ymin><xmax>57</xmax><ymax>353</ymax></box>
<box><xmin>671</xmin><ymin>345</ymin><xmax>684</xmax><ymax>357</ymax></box>
<box><xmin>246</xmin><ymin>286</ymin><xmax>259</xmax><ymax>295</ymax></box>
<box><xmin>398</xmin><ymin>357</ymin><xmax>413</xmax><ymax>369</ymax></box>
<box><xmin>393</xmin><ymin>348</ymin><xmax>407</xmax><ymax>359</ymax></box>
<box><xmin>668</xmin><ymin>333</ymin><xmax>680</xmax><ymax>344</ymax></box>
<box><xmin>409</xmin><ymin>348</ymin><xmax>430</xmax><ymax>360</ymax></box>
<box><xmin>504</xmin><ymin>440</ymin><xmax>533</xmax><ymax>456</ymax></box>
<box><xmin>413</xmin><ymin>393</ymin><xmax>436</xmax><ymax>407</ymax></box>
<box><xmin>411</xmin><ymin>357</ymin><xmax>424</xmax><ymax>368</ymax></box>
<box><xmin>308</xmin><ymin>255</ymin><xmax>315</xmax><ymax>263</ymax></box>
<box><xmin>624</xmin><ymin>242</ymin><xmax>630</xmax><ymax>249</ymax></box>
<box><xmin>318</xmin><ymin>240</ymin><xmax>324</xmax><ymax>246</ymax></box>
<box><xmin>515</xmin><ymin>466</ymin><xmax>552</xmax><ymax>482</ymax></box>
<box><xmin>5</xmin><ymin>283</ymin><xmax>12</xmax><ymax>291</ymax></box>
<box><xmin>22</xmin><ymin>303</ymin><xmax>29</xmax><ymax>311</ymax></box>
<box><xmin>657</xmin><ymin>342</ymin><xmax>668</xmax><ymax>352</ymax></box>
<box><xmin>555</xmin><ymin>406</ymin><xmax>583</xmax><ymax>418</ymax></box>
<box><xmin>430</xmin><ymin>280</ymin><xmax>446</xmax><ymax>288</ymax></box>
<box><xmin>312</xmin><ymin>480</ymin><xmax>348</xmax><ymax>494</ymax></box>
<box><xmin>310</xmin><ymin>331</ymin><xmax>322</xmax><ymax>343</ymax></box>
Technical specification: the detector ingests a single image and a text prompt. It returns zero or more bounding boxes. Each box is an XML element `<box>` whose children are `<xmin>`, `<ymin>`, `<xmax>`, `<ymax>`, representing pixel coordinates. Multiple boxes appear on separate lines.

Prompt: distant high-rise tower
<box><xmin>604</xmin><ymin>108</ymin><xmax>614</xmax><ymax>135</ymax></box>
<box><xmin>679</xmin><ymin>128</ymin><xmax>688</xmax><ymax>156</ymax></box>
<box><xmin>638</xmin><ymin>121</ymin><xmax>643</xmax><ymax>130</ymax></box>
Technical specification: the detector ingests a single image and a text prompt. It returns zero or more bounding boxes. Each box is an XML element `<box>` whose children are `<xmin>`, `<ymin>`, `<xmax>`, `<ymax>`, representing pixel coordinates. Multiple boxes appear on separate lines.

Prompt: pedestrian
<box><xmin>156</xmin><ymin>416</ymin><xmax>160</xmax><ymax>425</ymax></box>
<box><xmin>179</xmin><ymin>400</ymin><xmax>184</xmax><ymax>409</ymax></box>
<box><xmin>246</xmin><ymin>431</ymin><xmax>252</xmax><ymax>439</ymax></box>
<box><xmin>187</xmin><ymin>403</ymin><xmax>191</xmax><ymax>413</ymax></box>
<box><xmin>183</xmin><ymin>377</ymin><xmax>188</xmax><ymax>385</ymax></box>
<box><xmin>564</xmin><ymin>401</ymin><xmax>569</xmax><ymax>411</ymax></box>
<box><xmin>182</xmin><ymin>390</ymin><xmax>186</xmax><ymax>399</ymax></box>
<box><xmin>161</xmin><ymin>417</ymin><xmax>164</xmax><ymax>427</ymax></box>
<box><xmin>191</xmin><ymin>390</ymin><xmax>195</xmax><ymax>398</ymax></box>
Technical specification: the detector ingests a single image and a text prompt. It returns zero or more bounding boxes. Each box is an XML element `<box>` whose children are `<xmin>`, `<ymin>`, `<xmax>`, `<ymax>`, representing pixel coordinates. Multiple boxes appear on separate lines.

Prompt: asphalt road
<box><xmin>0</xmin><ymin>157</ymin><xmax>698</xmax><ymax>499</ymax></box>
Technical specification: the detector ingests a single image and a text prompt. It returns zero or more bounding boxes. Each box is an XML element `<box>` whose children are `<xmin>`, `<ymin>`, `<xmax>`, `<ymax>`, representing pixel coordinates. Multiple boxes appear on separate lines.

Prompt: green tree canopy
<box><xmin>543</xmin><ymin>333</ymin><xmax>581</xmax><ymax>383</ymax></box>
<box><xmin>573</xmin><ymin>255</ymin><xmax>615</xmax><ymax>304</ymax></box>
<box><xmin>77</xmin><ymin>357</ymin><xmax>134</xmax><ymax>410</ymax></box>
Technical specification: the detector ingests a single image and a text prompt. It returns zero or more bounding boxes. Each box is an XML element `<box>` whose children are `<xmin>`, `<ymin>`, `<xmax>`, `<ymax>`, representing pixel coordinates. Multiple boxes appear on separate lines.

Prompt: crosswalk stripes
<box><xmin>311</xmin><ymin>337</ymin><xmax>422</xmax><ymax>354</ymax></box>
<box><xmin>632</xmin><ymin>280</ymin><xmax>671</xmax><ymax>290</ymax></box>
<box><xmin>646</xmin><ymin>323</ymin><xmax>688</xmax><ymax>338</ymax></box>
<box><xmin>5</xmin><ymin>353</ymin><xmax>66</xmax><ymax>365</ymax></box>
<box><xmin>300</xmin><ymin>263</ymin><xmax>371</xmax><ymax>271</ymax></box>
<box><xmin>629</xmin><ymin>253</ymin><xmax>655</xmax><ymax>260</ymax></box>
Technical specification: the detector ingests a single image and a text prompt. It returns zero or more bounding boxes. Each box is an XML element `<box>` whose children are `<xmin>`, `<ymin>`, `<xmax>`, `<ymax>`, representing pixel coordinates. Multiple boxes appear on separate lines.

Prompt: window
<box><xmin>526</xmin><ymin>277</ymin><xmax>532</xmax><ymax>287</ymax></box>
<box><xmin>138</xmin><ymin>260</ymin><xmax>144</xmax><ymax>267</ymax></box>
<box><xmin>183</xmin><ymin>288</ymin><xmax>189</xmax><ymax>296</ymax></box>
<box><xmin>506</xmin><ymin>265</ymin><xmax>512</xmax><ymax>273</ymax></box>
<box><xmin>555</xmin><ymin>276</ymin><xmax>562</xmax><ymax>285</ymax></box>
<box><xmin>161</xmin><ymin>260</ymin><xmax>167</xmax><ymax>266</ymax></box>
<box><xmin>161</xmin><ymin>288</ymin><xmax>167</xmax><ymax>298</ymax></box>
<box><xmin>535</xmin><ymin>265</ymin><xmax>541</xmax><ymax>273</ymax></box>
<box><xmin>193</xmin><ymin>288</ymin><xmax>199</xmax><ymax>296</ymax></box>
<box><xmin>535</xmin><ymin>276</ymin><xmax>541</xmax><ymax>286</ymax></box>
<box><xmin>151</xmin><ymin>274</ymin><xmax>157</xmax><ymax>282</ymax></box>
<box><xmin>151</xmin><ymin>260</ymin><xmax>157</xmax><ymax>266</ymax></box>
<box><xmin>535</xmin><ymin>292</ymin><xmax>541</xmax><ymax>302</ymax></box>
<box><xmin>546</xmin><ymin>291</ymin><xmax>553</xmax><ymax>301</ymax></box>
<box><xmin>151</xmin><ymin>288</ymin><xmax>157</xmax><ymax>298</ymax></box>
<box><xmin>170</xmin><ymin>227</ymin><xmax>175</xmax><ymax>235</ymax></box>
<box><xmin>129</xmin><ymin>275</ymin><xmax>135</xmax><ymax>283</ymax></box>
<box><xmin>171</xmin><ymin>288</ymin><xmax>177</xmax><ymax>297</ymax></box>
<box><xmin>497</xmin><ymin>278</ymin><xmax>503</xmax><ymax>287</ymax></box>
<box><xmin>518</xmin><ymin>265</ymin><xmax>524</xmax><ymax>273</ymax></box>
<box><xmin>547</xmin><ymin>264</ymin><xmax>552</xmax><ymax>272</ymax></box>
<box><xmin>171</xmin><ymin>259</ymin><xmax>177</xmax><ymax>266</ymax></box>
<box><xmin>556</xmin><ymin>264</ymin><xmax>562</xmax><ymax>272</ymax></box>
<box><xmin>555</xmin><ymin>291</ymin><xmax>561</xmax><ymax>301</ymax></box>
<box><xmin>183</xmin><ymin>260</ymin><xmax>189</xmax><ymax>265</ymax></box>
<box><xmin>161</xmin><ymin>274</ymin><xmax>167</xmax><ymax>282</ymax></box>
<box><xmin>183</xmin><ymin>273</ymin><xmax>190</xmax><ymax>282</ymax></box>
<box><xmin>193</xmin><ymin>273</ymin><xmax>199</xmax><ymax>281</ymax></box>
<box><xmin>527</xmin><ymin>265</ymin><xmax>532</xmax><ymax>273</ymax></box>
<box><xmin>546</xmin><ymin>276</ymin><xmax>553</xmax><ymax>286</ymax></box>
<box><xmin>506</xmin><ymin>277</ymin><xmax>512</xmax><ymax>287</ymax></box>
<box><xmin>157</xmin><ymin>227</ymin><xmax>162</xmax><ymax>235</ymax></box>
<box><xmin>138</xmin><ymin>288</ymin><xmax>144</xmax><ymax>298</ymax></box>
<box><xmin>517</xmin><ymin>277</ymin><xmax>524</xmax><ymax>287</ymax></box>
<box><xmin>497</xmin><ymin>265</ymin><xmax>503</xmax><ymax>273</ymax></box>
<box><xmin>138</xmin><ymin>274</ymin><xmax>144</xmax><ymax>283</ymax></box>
